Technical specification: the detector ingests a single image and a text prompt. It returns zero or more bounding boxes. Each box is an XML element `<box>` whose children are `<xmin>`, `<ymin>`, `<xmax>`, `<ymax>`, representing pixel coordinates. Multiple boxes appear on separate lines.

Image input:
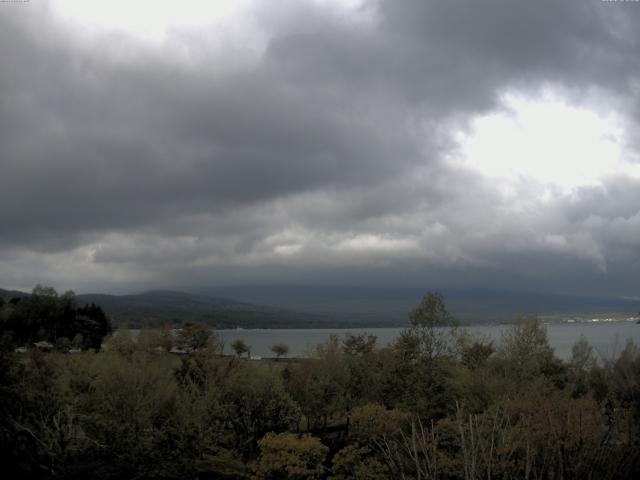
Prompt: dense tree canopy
<box><xmin>1</xmin><ymin>291</ymin><xmax>640</xmax><ymax>479</ymax></box>
<box><xmin>0</xmin><ymin>286</ymin><xmax>112</xmax><ymax>350</ymax></box>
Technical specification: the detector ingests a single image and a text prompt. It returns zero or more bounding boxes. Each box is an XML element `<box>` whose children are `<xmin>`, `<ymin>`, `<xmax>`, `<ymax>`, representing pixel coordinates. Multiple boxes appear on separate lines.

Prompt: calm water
<box><xmin>217</xmin><ymin>322</ymin><xmax>640</xmax><ymax>360</ymax></box>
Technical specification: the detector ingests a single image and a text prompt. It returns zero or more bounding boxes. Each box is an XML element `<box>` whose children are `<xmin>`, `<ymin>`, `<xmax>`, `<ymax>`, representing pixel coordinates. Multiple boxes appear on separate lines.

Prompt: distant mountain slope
<box><xmin>0</xmin><ymin>288</ymin><xmax>29</xmax><ymax>301</ymax></box>
<box><xmin>76</xmin><ymin>290</ymin><xmax>337</xmax><ymax>328</ymax></box>
<box><xmin>198</xmin><ymin>285</ymin><xmax>640</xmax><ymax>323</ymax></box>
<box><xmin>4</xmin><ymin>286</ymin><xmax>639</xmax><ymax>328</ymax></box>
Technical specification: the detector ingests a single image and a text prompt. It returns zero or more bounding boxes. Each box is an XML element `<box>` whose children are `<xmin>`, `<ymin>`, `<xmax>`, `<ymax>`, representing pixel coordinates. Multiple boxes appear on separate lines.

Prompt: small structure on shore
<box><xmin>33</xmin><ymin>341</ymin><xmax>53</xmax><ymax>351</ymax></box>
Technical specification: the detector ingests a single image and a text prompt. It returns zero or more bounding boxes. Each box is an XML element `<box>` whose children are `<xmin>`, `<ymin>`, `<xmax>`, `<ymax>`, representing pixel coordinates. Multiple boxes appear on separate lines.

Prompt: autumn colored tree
<box><xmin>270</xmin><ymin>343</ymin><xmax>290</xmax><ymax>358</ymax></box>
<box><xmin>251</xmin><ymin>432</ymin><xmax>328</xmax><ymax>480</ymax></box>
<box><xmin>330</xmin><ymin>444</ymin><xmax>390</xmax><ymax>480</ymax></box>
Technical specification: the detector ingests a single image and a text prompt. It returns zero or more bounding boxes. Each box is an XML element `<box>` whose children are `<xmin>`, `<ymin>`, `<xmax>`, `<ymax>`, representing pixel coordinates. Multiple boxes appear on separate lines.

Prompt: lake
<box><xmin>217</xmin><ymin>321</ymin><xmax>640</xmax><ymax>360</ymax></box>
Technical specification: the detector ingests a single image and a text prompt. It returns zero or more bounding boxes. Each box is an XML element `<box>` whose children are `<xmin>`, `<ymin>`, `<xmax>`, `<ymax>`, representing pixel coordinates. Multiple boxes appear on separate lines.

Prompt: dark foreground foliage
<box><xmin>1</xmin><ymin>292</ymin><xmax>640</xmax><ymax>479</ymax></box>
<box><xmin>0</xmin><ymin>286</ymin><xmax>112</xmax><ymax>351</ymax></box>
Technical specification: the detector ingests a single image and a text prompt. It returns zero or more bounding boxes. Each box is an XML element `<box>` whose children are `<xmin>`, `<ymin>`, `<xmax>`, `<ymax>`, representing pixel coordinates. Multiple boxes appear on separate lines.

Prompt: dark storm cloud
<box><xmin>1</xmin><ymin>0</ymin><xmax>640</xmax><ymax>295</ymax></box>
<box><xmin>267</xmin><ymin>0</ymin><xmax>640</xmax><ymax>115</ymax></box>
<box><xmin>0</xmin><ymin>4</ymin><xmax>417</xmax><ymax>246</ymax></box>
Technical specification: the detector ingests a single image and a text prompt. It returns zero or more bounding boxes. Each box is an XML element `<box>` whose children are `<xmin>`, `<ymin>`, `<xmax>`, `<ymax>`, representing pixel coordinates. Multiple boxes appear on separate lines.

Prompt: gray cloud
<box><xmin>1</xmin><ymin>0</ymin><xmax>640</xmax><ymax>296</ymax></box>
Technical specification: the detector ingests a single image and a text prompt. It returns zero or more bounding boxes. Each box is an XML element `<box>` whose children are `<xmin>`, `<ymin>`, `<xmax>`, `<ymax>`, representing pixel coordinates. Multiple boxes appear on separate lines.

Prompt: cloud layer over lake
<box><xmin>2</xmin><ymin>0</ymin><xmax>640</xmax><ymax>296</ymax></box>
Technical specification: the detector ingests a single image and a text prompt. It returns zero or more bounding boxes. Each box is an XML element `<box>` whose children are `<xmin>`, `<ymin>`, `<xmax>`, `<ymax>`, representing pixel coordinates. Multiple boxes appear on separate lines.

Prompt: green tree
<box><xmin>231</xmin><ymin>339</ymin><xmax>250</xmax><ymax>358</ymax></box>
<box><xmin>409</xmin><ymin>292</ymin><xmax>455</xmax><ymax>328</ymax></box>
<box><xmin>77</xmin><ymin>351</ymin><xmax>178</xmax><ymax>479</ymax></box>
<box><xmin>251</xmin><ymin>432</ymin><xmax>328</xmax><ymax>480</ymax></box>
<box><xmin>349</xmin><ymin>403</ymin><xmax>407</xmax><ymax>441</ymax></box>
<box><xmin>0</xmin><ymin>287</ymin><xmax>111</xmax><ymax>349</ymax></box>
<box><xmin>570</xmin><ymin>334</ymin><xmax>597</xmax><ymax>371</ymax></box>
<box><xmin>284</xmin><ymin>336</ymin><xmax>350</xmax><ymax>431</ymax></box>
<box><xmin>178</xmin><ymin>322</ymin><xmax>216</xmax><ymax>352</ymax></box>
<box><xmin>330</xmin><ymin>444</ymin><xmax>390</xmax><ymax>480</ymax></box>
<box><xmin>456</xmin><ymin>330</ymin><xmax>495</xmax><ymax>369</ymax></box>
<box><xmin>498</xmin><ymin>318</ymin><xmax>554</xmax><ymax>376</ymax></box>
<box><xmin>222</xmin><ymin>365</ymin><xmax>301</xmax><ymax>451</ymax></box>
<box><xmin>271</xmin><ymin>343</ymin><xmax>290</xmax><ymax>359</ymax></box>
<box><xmin>398</xmin><ymin>292</ymin><xmax>458</xmax><ymax>362</ymax></box>
<box><xmin>568</xmin><ymin>335</ymin><xmax>598</xmax><ymax>397</ymax></box>
<box><xmin>495</xmin><ymin>318</ymin><xmax>567</xmax><ymax>392</ymax></box>
<box><xmin>342</xmin><ymin>334</ymin><xmax>377</xmax><ymax>356</ymax></box>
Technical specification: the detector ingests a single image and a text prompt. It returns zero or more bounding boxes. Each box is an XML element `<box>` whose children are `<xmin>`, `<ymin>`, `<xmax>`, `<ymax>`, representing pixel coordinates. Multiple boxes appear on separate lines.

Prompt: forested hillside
<box><xmin>1</xmin><ymin>288</ymin><xmax>350</xmax><ymax>329</ymax></box>
<box><xmin>77</xmin><ymin>290</ymin><xmax>337</xmax><ymax>328</ymax></box>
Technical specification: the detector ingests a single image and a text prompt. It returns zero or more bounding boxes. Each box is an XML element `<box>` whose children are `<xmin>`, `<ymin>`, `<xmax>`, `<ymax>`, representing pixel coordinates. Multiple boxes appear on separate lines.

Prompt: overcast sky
<box><xmin>1</xmin><ymin>0</ymin><xmax>640</xmax><ymax>296</ymax></box>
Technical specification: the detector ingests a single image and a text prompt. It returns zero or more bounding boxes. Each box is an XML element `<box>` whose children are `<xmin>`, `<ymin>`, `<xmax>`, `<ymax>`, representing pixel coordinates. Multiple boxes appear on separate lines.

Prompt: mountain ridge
<box><xmin>197</xmin><ymin>285</ymin><xmax>640</xmax><ymax>323</ymax></box>
<box><xmin>3</xmin><ymin>287</ymin><xmax>640</xmax><ymax>328</ymax></box>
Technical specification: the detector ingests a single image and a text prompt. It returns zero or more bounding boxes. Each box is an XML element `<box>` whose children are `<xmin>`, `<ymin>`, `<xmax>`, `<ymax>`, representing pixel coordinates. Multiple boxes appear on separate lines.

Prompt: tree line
<box><xmin>1</xmin><ymin>292</ymin><xmax>640</xmax><ymax>479</ymax></box>
<box><xmin>0</xmin><ymin>285</ymin><xmax>112</xmax><ymax>351</ymax></box>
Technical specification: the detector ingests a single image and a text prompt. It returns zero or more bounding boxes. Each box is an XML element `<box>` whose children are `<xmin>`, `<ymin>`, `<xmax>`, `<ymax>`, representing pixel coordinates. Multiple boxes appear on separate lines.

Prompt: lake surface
<box><xmin>217</xmin><ymin>322</ymin><xmax>640</xmax><ymax>360</ymax></box>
